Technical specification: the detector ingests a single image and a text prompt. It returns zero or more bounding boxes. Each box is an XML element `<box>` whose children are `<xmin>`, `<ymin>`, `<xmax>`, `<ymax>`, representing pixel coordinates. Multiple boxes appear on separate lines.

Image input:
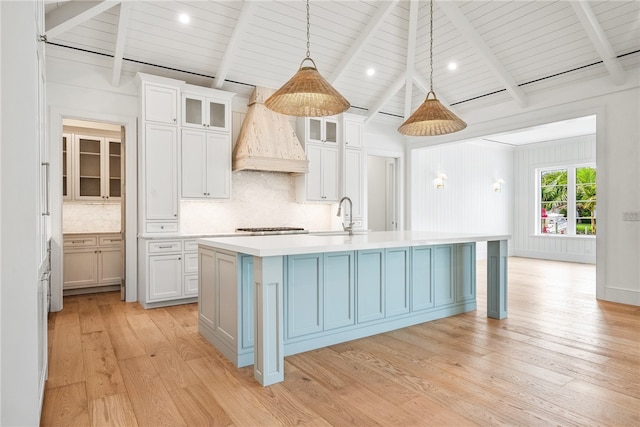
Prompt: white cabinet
<box><xmin>73</xmin><ymin>134</ymin><xmax>122</xmax><ymax>201</ymax></box>
<box><xmin>306</xmin><ymin>117</ymin><xmax>338</xmax><ymax>144</ymax></box>
<box><xmin>144</xmin><ymin>84</ymin><xmax>178</xmax><ymax>125</ymax></box>
<box><xmin>138</xmin><ymin>238</ymin><xmax>200</xmax><ymax>307</ymax></box>
<box><xmin>181</xmin><ymin>129</ymin><xmax>231</xmax><ymax>199</ymax></box>
<box><xmin>63</xmin><ymin>233</ymin><xmax>123</xmax><ymax>291</ymax></box>
<box><xmin>299</xmin><ymin>143</ymin><xmax>339</xmax><ymax>202</ymax></box>
<box><xmin>344</xmin><ymin>148</ymin><xmax>364</xmax><ymax>220</ymax></box>
<box><xmin>182</xmin><ymin>91</ymin><xmax>232</xmax><ymax>132</ymax></box>
<box><xmin>143</xmin><ymin>123</ymin><xmax>179</xmax><ymax>229</ymax></box>
<box><xmin>343</xmin><ymin>117</ymin><xmax>363</xmax><ymax>148</ymax></box>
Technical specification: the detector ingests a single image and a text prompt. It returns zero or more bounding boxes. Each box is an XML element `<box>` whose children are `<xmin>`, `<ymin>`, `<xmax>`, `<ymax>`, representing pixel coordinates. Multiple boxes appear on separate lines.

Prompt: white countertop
<box><xmin>197</xmin><ymin>231</ymin><xmax>511</xmax><ymax>257</ymax></box>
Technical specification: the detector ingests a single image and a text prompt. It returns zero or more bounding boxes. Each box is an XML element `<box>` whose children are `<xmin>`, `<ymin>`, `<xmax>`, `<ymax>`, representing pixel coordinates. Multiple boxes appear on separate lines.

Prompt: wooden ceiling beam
<box><xmin>328</xmin><ymin>0</ymin><xmax>399</xmax><ymax>84</ymax></box>
<box><xmin>438</xmin><ymin>1</ymin><xmax>528</xmax><ymax>109</ymax></box>
<box><xmin>45</xmin><ymin>0</ymin><xmax>120</xmax><ymax>40</ymax></box>
<box><xmin>365</xmin><ymin>71</ymin><xmax>407</xmax><ymax>124</ymax></box>
<box><xmin>213</xmin><ymin>0</ymin><xmax>257</xmax><ymax>89</ymax></box>
<box><xmin>403</xmin><ymin>0</ymin><xmax>419</xmax><ymax>120</ymax></box>
<box><xmin>111</xmin><ymin>2</ymin><xmax>131</xmax><ymax>87</ymax></box>
<box><xmin>570</xmin><ymin>1</ymin><xmax>625</xmax><ymax>85</ymax></box>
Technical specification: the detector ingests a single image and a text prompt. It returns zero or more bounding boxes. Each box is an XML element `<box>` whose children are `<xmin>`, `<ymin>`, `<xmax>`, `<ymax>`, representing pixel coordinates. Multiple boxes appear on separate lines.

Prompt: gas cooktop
<box><xmin>235</xmin><ymin>227</ymin><xmax>308</xmax><ymax>235</ymax></box>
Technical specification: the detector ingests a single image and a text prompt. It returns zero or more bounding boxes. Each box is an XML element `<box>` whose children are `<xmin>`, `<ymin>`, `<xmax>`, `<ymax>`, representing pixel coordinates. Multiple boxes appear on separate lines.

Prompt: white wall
<box><xmin>411</xmin><ymin>141</ymin><xmax>513</xmax><ymax>259</ymax></box>
<box><xmin>1</xmin><ymin>2</ymin><xmax>41</xmax><ymax>424</ymax></box>
<box><xmin>512</xmin><ymin>135</ymin><xmax>596</xmax><ymax>263</ymax></box>
<box><xmin>405</xmin><ymin>73</ymin><xmax>640</xmax><ymax>306</ymax></box>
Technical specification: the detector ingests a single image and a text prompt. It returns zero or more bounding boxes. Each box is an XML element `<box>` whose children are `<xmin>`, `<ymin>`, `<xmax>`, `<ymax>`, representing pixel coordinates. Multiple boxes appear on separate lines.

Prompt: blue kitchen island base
<box><xmin>197</xmin><ymin>232</ymin><xmax>509</xmax><ymax>386</ymax></box>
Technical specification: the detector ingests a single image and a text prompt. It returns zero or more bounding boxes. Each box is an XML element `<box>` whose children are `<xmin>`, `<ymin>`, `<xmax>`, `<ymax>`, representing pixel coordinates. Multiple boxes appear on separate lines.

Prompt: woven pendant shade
<box><xmin>265</xmin><ymin>58</ymin><xmax>350</xmax><ymax>117</ymax></box>
<box><xmin>398</xmin><ymin>91</ymin><xmax>467</xmax><ymax>136</ymax></box>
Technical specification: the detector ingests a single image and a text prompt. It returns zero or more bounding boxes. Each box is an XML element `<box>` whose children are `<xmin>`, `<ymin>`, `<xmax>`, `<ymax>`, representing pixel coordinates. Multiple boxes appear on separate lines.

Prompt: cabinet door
<box><xmin>321</xmin><ymin>146</ymin><xmax>339</xmax><ymax>201</ymax></box>
<box><xmin>344</xmin><ymin>148</ymin><xmax>363</xmax><ymax>219</ymax></box>
<box><xmin>144</xmin><ymin>124</ymin><xmax>178</xmax><ymax>220</ymax></box>
<box><xmin>63</xmin><ymin>249</ymin><xmax>98</xmax><ymax>289</ymax></box>
<box><xmin>145</xmin><ymin>84</ymin><xmax>178</xmax><ymax>125</ymax></box>
<box><xmin>287</xmin><ymin>254</ymin><xmax>323</xmax><ymax>338</ymax></box>
<box><xmin>323</xmin><ymin>118</ymin><xmax>338</xmax><ymax>144</ymax></box>
<box><xmin>434</xmin><ymin>245</ymin><xmax>455</xmax><ymax>307</ymax></box>
<box><xmin>207</xmin><ymin>99</ymin><xmax>229</xmax><ymax>131</ymax></box>
<box><xmin>411</xmin><ymin>246</ymin><xmax>434</xmax><ymax>311</ymax></box>
<box><xmin>305</xmin><ymin>144</ymin><xmax>323</xmax><ymax>201</ymax></box>
<box><xmin>385</xmin><ymin>248</ymin><xmax>410</xmax><ymax>317</ymax></box>
<box><xmin>456</xmin><ymin>243</ymin><xmax>476</xmax><ymax>302</ymax></box>
<box><xmin>324</xmin><ymin>251</ymin><xmax>355</xmax><ymax>330</ymax></box>
<box><xmin>181</xmin><ymin>129</ymin><xmax>207</xmax><ymax>198</ymax></box>
<box><xmin>357</xmin><ymin>250</ymin><xmax>384</xmax><ymax>323</ymax></box>
<box><xmin>307</xmin><ymin>117</ymin><xmax>337</xmax><ymax>144</ymax></box>
<box><xmin>75</xmin><ymin>135</ymin><xmax>103</xmax><ymax>200</ymax></box>
<box><xmin>198</xmin><ymin>248</ymin><xmax>216</xmax><ymax>329</ymax></box>
<box><xmin>148</xmin><ymin>254</ymin><xmax>182</xmax><ymax>300</ymax></box>
<box><xmin>240</xmin><ymin>255</ymin><xmax>254</xmax><ymax>350</ymax></box>
<box><xmin>206</xmin><ymin>132</ymin><xmax>231</xmax><ymax>198</ymax></box>
<box><xmin>343</xmin><ymin>119</ymin><xmax>362</xmax><ymax>147</ymax></box>
<box><xmin>105</xmin><ymin>138</ymin><xmax>122</xmax><ymax>199</ymax></box>
<box><xmin>184</xmin><ymin>274</ymin><xmax>198</xmax><ymax>297</ymax></box>
<box><xmin>182</xmin><ymin>93</ymin><xmax>206</xmax><ymax>128</ymax></box>
<box><xmin>98</xmin><ymin>247</ymin><xmax>122</xmax><ymax>285</ymax></box>
<box><xmin>62</xmin><ymin>133</ymin><xmax>72</xmax><ymax>199</ymax></box>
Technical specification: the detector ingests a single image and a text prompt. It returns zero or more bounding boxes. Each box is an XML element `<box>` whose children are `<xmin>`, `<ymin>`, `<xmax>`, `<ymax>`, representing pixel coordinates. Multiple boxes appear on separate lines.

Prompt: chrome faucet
<box><xmin>336</xmin><ymin>196</ymin><xmax>354</xmax><ymax>236</ymax></box>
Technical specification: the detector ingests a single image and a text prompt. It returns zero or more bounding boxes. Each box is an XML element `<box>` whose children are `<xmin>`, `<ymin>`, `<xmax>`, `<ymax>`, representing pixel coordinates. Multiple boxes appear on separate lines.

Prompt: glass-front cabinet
<box><xmin>307</xmin><ymin>117</ymin><xmax>338</xmax><ymax>144</ymax></box>
<box><xmin>182</xmin><ymin>93</ymin><xmax>229</xmax><ymax>132</ymax></box>
<box><xmin>62</xmin><ymin>133</ymin><xmax>72</xmax><ymax>199</ymax></box>
<box><xmin>73</xmin><ymin>134</ymin><xmax>122</xmax><ymax>201</ymax></box>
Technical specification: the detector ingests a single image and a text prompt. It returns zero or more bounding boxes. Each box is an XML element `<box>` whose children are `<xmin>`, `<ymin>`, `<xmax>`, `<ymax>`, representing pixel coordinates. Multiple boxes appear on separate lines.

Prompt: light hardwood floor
<box><xmin>41</xmin><ymin>257</ymin><xmax>639</xmax><ymax>426</ymax></box>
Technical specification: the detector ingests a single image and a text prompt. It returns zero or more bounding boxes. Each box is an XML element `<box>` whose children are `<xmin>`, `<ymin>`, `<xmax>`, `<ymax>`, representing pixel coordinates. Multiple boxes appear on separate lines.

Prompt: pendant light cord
<box><xmin>306</xmin><ymin>0</ymin><xmax>311</xmax><ymax>59</ymax></box>
<box><xmin>429</xmin><ymin>0</ymin><xmax>434</xmax><ymax>93</ymax></box>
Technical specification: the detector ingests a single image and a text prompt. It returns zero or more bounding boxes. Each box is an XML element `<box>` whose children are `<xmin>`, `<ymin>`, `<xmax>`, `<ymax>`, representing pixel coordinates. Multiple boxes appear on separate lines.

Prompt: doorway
<box><xmin>60</xmin><ymin>119</ymin><xmax>125</xmax><ymax>297</ymax></box>
<box><xmin>367</xmin><ymin>155</ymin><xmax>398</xmax><ymax>231</ymax></box>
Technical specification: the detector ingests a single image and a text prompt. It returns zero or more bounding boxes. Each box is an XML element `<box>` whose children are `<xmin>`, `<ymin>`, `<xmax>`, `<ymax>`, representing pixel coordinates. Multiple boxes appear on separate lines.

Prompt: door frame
<box><xmin>365</xmin><ymin>149</ymin><xmax>404</xmax><ymax>232</ymax></box>
<box><xmin>49</xmin><ymin>106</ymin><xmax>137</xmax><ymax>311</ymax></box>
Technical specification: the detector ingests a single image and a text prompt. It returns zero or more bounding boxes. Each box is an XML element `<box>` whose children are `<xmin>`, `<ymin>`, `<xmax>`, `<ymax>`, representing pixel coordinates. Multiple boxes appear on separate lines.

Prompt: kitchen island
<box><xmin>197</xmin><ymin>231</ymin><xmax>509</xmax><ymax>386</ymax></box>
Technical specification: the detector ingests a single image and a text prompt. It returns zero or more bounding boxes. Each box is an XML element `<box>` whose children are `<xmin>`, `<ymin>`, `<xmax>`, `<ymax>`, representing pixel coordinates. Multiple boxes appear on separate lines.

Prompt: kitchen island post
<box><xmin>197</xmin><ymin>231</ymin><xmax>509</xmax><ymax>386</ymax></box>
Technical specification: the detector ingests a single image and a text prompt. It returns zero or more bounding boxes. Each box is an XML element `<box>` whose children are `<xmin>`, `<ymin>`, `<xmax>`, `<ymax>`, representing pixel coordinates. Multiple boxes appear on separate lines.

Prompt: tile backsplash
<box><xmin>180</xmin><ymin>170</ymin><xmax>340</xmax><ymax>234</ymax></box>
<box><xmin>63</xmin><ymin>202</ymin><xmax>121</xmax><ymax>233</ymax></box>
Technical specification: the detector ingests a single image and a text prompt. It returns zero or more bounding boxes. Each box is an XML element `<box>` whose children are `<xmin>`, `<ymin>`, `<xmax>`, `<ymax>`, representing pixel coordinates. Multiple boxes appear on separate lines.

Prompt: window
<box><xmin>538</xmin><ymin>164</ymin><xmax>596</xmax><ymax>236</ymax></box>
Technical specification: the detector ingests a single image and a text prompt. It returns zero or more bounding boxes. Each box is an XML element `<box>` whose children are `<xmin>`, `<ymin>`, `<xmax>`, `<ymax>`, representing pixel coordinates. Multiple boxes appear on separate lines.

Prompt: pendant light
<box><xmin>265</xmin><ymin>0</ymin><xmax>350</xmax><ymax>117</ymax></box>
<box><xmin>398</xmin><ymin>0</ymin><xmax>466</xmax><ymax>136</ymax></box>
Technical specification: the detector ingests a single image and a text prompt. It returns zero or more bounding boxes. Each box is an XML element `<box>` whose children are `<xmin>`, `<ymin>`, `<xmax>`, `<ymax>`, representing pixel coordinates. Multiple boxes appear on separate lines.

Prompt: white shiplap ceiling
<box><xmin>44</xmin><ymin>0</ymin><xmax>640</xmax><ymax>124</ymax></box>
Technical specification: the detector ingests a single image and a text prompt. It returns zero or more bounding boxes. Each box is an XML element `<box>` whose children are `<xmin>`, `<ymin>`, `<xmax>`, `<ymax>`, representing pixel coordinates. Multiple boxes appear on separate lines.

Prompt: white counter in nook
<box><xmin>197</xmin><ymin>231</ymin><xmax>510</xmax><ymax>386</ymax></box>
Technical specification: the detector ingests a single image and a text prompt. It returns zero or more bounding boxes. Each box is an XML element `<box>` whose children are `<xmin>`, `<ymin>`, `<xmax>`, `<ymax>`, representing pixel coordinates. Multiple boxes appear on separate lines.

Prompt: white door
<box><xmin>181</xmin><ymin>129</ymin><xmax>207</xmax><ymax>198</ymax></box>
<box><xmin>149</xmin><ymin>254</ymin><xmax>182</xmax><ymax>300</ymax></box>
<box><xmin>206</xmin><ymin>132</ymin><xmax>231</xmax><ymax>198</ymax></box>
<box><xmin>145</xmin><ymin>124</ymin><xmax>178</xmax><ymax>220</ymax></box>
<box><xmin>367</xmin><ymin>155</ymin><xmax>398</xmax><ymax>231</ymax></box>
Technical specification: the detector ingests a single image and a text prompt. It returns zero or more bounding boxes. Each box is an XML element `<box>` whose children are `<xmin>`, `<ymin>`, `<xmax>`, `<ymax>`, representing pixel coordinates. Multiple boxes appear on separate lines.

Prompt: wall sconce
<box><xmin>434</xmin><ymin>173</ymin><xmax>448</xmax><ymax>189</ymax></box>
<box><xmin>493</xmin><ymin>178</ymin><xmax>505</xmax><ymax>192</ymax></box>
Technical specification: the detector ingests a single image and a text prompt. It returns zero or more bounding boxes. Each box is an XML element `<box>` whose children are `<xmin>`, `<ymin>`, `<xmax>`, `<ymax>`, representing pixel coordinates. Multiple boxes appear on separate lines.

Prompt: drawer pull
<box><xmin>71</xmin><ymin>240</ymin><xmax>86</xmax><ymax>244</ymax></box>
<box><xmin>158</xmin><ymin>245</ymin><xmax>174</xmax><ymax>249</ymax></box>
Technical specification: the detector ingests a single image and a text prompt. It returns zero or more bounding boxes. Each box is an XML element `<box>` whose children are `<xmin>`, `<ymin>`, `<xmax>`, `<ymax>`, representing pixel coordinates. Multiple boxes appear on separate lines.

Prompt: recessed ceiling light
<box><xmin>448</xmin><ymin>62</ymin><xmax>458</xmax><ymax>71</ymax></box>
<box><xmin>178</xmin><ymin>13</ymin><xmax>190</xmax><ymax>24</ymax></box>
<box><xmin>366</xmin><ymin>67</ymin><xmax>376</xmax><ymax>77</ymax></box>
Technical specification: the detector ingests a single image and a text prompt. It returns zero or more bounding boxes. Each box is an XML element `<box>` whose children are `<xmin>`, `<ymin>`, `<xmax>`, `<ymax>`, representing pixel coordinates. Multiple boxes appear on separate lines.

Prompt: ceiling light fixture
<box><xmin>265</xmin><ymin>0</ymin><xmax>350</xmax><ymax>117</ymax></box>
<box><xmin>366</xmin><ymin>67</ymin><xmax>376</xmax><ymax>77</ymax></box>
<box><xmin>398</xmin><ymin>0</ymin><xmax>466</xmax><ymax>136</ymax></box>
<box><xmin>178</xmin><ymin>13</ymin><xmax>190</xmax><ymax>24</ymax></box>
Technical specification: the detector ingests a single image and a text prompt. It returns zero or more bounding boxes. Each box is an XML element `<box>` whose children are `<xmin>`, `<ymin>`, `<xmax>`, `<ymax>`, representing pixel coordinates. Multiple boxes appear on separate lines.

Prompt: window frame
<box><xmin>536</xmin><ymin>162</ymin><xmax>596</xmax><ymax>237</ymax></box>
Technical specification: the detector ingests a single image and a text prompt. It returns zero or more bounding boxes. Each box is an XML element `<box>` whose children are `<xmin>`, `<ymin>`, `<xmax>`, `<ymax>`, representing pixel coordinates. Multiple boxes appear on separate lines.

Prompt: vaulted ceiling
<box><xmin>44</xmin><ymin>0</ymin><xmax>640</xmax><ymax>124</ymax></box>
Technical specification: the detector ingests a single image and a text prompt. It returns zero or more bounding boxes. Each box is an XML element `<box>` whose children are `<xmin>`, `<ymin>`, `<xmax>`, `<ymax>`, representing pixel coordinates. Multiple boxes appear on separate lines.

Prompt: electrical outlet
<box><xmin>622</xmin><ymin>211</ymin><xmax>640</xmax><ymax>221</ymax></box>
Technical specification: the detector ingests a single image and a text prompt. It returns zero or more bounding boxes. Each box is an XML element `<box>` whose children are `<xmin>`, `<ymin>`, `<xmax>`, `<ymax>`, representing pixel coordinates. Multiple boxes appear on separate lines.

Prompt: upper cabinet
<box><xmin>181</xmin><ymin>85</ymin><xmax>234</xmax><ymax>132</ymax></box>
<box><xmin>343</xmin><ymin>117</ymin><xmax>363</xmax><ymax>148</ymax></box>
<box><xmin>307</xmin><ymin>117</ymin><xmax>338</xmax><ymax>144</ymax></box>
<box><xmin>181</xmin><ymin>130</ymin><xmax>231</xmax><ymax>199</ymax></box>
<box><xmin>144</xmin><ymin>84</ymin><xmax>178</xmax><ymax>125</ymax></box>
<box><xmin>62</xmin><ymin>133</ymin><xmax>122</xmax><ymax>202</ymax></box>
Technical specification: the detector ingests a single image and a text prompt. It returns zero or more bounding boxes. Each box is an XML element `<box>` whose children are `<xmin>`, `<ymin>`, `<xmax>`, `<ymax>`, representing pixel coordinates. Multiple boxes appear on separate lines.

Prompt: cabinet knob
<box><xmin>203</xmin><ymin>124</ymin><xmax>206</xmax><ymax>127</ymax></box>
<box><xmin>160</xmin><ymin>226</ymin><xmax>164</xmax><ymax>229</ymax></box>
<box><xmin>173</xmin><ymin>118</ymin><xmax>176</xmax><ymax>123</ymax></box>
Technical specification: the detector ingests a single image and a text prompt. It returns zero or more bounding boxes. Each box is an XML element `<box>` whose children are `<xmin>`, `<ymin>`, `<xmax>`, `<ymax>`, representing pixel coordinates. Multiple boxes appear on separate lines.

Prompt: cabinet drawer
<box><xmin>64</xmin><ymin>236</ymin><xmax>98</xmax><ymax>247</ymax></box>
<box><xmin>184</xmin><ymin>252</ymin><xmax>198</xmax><ymax>273</ymax></box>
<box><xmin>184</xmin><ymin>239</ymin><xmax>198</xmax><ymax>252</ymax></box>
<box><xmin>148</xmin><ymin>241</ymin><xmax>182</xmax><ymax>253</ymax></box>
<box><xmin>99</xmin><ymin>235</ymin><xmax>123</xmax><ymax>246</ymax></box>
<box><xmin>146</xmin><ymin>222</ymin><xmax>178</xmax><ymax>233</ymax></box>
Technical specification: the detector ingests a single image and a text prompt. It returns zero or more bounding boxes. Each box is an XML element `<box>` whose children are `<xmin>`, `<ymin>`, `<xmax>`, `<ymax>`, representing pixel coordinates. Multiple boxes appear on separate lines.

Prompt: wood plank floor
<box><xmin>41</xmin><ymin>257</ymin><xmax>640</xmax><ymax>426</ymax></box>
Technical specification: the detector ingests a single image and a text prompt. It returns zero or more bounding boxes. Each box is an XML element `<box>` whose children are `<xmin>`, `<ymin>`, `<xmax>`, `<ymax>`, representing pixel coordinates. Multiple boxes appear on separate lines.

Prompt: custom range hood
<box><xmin>233</xmin><ymin>87</ymin><xmax>309</xmax><ymax>174</ymax></box>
